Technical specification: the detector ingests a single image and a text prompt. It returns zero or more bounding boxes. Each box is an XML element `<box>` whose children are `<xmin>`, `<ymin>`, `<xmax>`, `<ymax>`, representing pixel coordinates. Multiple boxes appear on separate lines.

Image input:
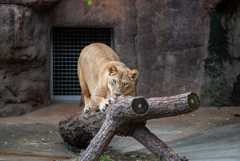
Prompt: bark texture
<box><xmin>133</xmin><ymin>126</ymin><xmax>187</xmax><ymax>161</ymax></box>
<box><xmin>78</xmin><ymin>116</ymin><xmax>117</xmax><ymax>161</ymax></box>
<box><xmin>59</xmin><ymin>92</ymin><xmax>199</xmax><ymax>161</ymax></box>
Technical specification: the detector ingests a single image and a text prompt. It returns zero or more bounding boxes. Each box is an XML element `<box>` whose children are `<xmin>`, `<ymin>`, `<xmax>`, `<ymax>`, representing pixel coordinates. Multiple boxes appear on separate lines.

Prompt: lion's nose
<box><xmin>115</xmin><ymin>93</ymin><xmax>121</xmax><ymax>97</ymax></box>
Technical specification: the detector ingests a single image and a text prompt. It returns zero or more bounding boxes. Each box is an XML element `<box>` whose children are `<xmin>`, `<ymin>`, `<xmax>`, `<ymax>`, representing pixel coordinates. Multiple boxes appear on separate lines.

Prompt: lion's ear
<box><xmin>128</xmin><ymin>69</ymin><xmax>138</xmax><ymax>81</ymax></box>
<box><xmin>108</xmin><ymin>65</ymin><xmax>118</xmax><ymax>76</ymax></box>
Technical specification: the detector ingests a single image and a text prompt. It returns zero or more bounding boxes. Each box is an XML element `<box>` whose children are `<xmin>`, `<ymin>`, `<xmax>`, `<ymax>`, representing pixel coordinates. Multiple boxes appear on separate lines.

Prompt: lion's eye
<box><xmin>112</xmin><ymin>79</ymin><xmax>116</xmax><ymax>85</ymax></box>
<box><xmin>124</xmin><ymin>83</ymin><xmax>128</xmax><ymax>87</ymax></box>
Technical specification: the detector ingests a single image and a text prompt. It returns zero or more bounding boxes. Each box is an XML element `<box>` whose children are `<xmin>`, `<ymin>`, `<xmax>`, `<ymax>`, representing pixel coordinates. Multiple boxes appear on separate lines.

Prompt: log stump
<box><xmin>59</xmin><ymin>92</ymin><xmax>200</xmax><ymax>161</ymax></box>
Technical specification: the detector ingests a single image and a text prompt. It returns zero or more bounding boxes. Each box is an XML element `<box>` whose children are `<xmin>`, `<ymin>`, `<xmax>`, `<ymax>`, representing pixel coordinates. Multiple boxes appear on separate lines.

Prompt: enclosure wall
<box><xmin>0</xmin><ymin>0</ymin><xmax>240</xmax><ymax>117</ymax></box>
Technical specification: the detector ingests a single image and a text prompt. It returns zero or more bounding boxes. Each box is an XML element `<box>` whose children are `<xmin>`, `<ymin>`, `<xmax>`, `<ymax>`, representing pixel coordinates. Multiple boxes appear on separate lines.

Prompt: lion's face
<box><xmin>107</xmin><ymin>65</ymin><xmax>138</xmax><ymax>100</ymax></box>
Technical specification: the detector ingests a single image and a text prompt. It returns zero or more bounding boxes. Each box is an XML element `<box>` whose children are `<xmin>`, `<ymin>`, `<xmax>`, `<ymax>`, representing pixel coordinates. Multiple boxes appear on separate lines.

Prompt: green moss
<box><xmin>206</xmin><ymin>13</ymin><xmax>230</xmax><ymax>65</ymax></box>
<box><xmin>131</xmin><ymin>97</ymin><xmax>149</xmax><ymax>114</ymax></box>
<box><xmin>203</xmin><ymin>13</ymin><xmax>230</xmax><ymax>106</ymax></box>
<box><xmin>188</xmin><ymin>93</ymin><xmax>200</xmax><ymax>109</ymax></box>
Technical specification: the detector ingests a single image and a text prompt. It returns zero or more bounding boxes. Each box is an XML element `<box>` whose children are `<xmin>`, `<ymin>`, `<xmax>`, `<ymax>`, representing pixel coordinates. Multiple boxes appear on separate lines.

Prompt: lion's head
<box><xmin>107</xmin><ymin>65</ymin><xmax>138</xmax><ymax>100</ymax></box>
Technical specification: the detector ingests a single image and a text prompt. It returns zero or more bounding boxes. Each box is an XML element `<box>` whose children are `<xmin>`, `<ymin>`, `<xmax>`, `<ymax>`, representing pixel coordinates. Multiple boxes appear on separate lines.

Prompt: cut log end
<box><xmin>188</xmin><ymin>93</ymin><xmax>200</xmax><ymax>110</ymax></box>
<box><xmin>131</xmin><ymin>97</ymin><xmax>149</xmax><ymax>114</ymax></box>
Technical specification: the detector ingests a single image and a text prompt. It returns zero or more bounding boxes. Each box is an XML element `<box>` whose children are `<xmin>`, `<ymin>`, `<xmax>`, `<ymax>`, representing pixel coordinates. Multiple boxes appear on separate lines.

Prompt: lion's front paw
<box><xmin>99</xmin><ymin>100</ymin><xmax>109</xmax><ymax>112</ymax></box>
<box><xmin>109</xmin><ymin>97</ymin><xmax>117</xmax><ymax>104</ymax></box>
<box><xmin>84</xmin><ymin>105</ymin><xmax>91</xmax><ymax>113</ymax></box>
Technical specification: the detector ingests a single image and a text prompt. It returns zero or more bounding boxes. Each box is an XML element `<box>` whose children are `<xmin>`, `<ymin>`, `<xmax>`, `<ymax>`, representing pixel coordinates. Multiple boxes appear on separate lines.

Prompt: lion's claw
<box><xmin>100</xmin><ymin>100</ymin><xmax>109</xmax><ymax>113</ymax></box>
<box><xmin>84</xmin><ymin>105</ymin><xmax>91</xmax><ymax>113</ymax></box>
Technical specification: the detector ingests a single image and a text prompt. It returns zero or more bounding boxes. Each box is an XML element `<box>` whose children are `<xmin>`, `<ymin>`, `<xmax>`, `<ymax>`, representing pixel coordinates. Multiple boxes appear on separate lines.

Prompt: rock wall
<box><xmin>0</xmin><ymin>4</ymin><xmax>50</xmax><ymax>116</ymax></box>
<box><xmin>201</xmin><ymin>0</ymin><xmax>240</xmax><ymax>106</ymax></box>
<box><xmin>1</xmin><ymin>0</ymin><xmax>240</xmax><ymax>117</ymax></box>
<box><xmin>50</xmin><ymin>0</ymin><xmax>138</xmax><ymax>70</ymax></box>
<box><xmin>50</xmin><ymin>0</ymin><xmax>210</xmax><ymax>99</ymax></box>
<box><xmin>134</xmin><ymin>0</ymin><xmax>210</xmax><ymax>98</ymax></box>
<box><xmin>227</xmin><ymin>4</ymin><xmax>240</xmax><ymax>106</ymax></box>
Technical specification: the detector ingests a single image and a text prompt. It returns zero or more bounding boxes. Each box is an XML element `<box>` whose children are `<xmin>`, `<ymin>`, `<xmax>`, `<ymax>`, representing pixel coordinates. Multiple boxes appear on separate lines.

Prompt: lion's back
<box><xmin>78</xmin><ymin>43</ymin><xmax>120</xmax><ymax>93</ymax></box>
<box><xmin>79</xmin><ymin>43</ymin><xmax>119</xmax><ymax>65</ymax></box>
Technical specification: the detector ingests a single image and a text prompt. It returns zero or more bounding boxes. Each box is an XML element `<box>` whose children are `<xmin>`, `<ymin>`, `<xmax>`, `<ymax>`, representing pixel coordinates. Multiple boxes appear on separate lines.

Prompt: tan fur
<box><xmin>78</xmin><ymin>43</ymin><xmax>139</xmax><ymax>113</ymax></box>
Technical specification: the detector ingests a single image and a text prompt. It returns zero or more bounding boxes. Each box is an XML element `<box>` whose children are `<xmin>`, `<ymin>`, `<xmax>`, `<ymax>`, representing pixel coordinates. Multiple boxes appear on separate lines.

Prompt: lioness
<box><xmin>78</xmin><ymin>43</ymin><xmax>138</xmax><ymax>113</ymax></box>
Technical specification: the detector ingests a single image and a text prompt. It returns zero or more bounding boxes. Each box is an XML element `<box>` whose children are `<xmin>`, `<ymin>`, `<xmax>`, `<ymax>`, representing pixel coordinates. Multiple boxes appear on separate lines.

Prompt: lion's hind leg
<box><xmin>81</xmin><ymin>85</ymin><xmax>91</xmax><ymax>113</ymax></box>
<box><xmin>81</xmin><ymin>83</ymin><xmax>91</xmax><ymax>113</ymax></box>
<box><xmin>78</xmin><ymin>69</ymin><xmax>91</xmax><ymax>113</ymax></box>
<box><xmin>78</xmin><ymin>91</ymin><xmax>84</xmax><ymax>106</ymax></box>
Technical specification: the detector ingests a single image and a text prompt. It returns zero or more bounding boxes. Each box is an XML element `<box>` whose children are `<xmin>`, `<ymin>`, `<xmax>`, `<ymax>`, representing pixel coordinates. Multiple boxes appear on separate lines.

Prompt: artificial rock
<box><xmin>0</xmin><ymin>0</ymin><xmax>240</xmax><ymax>117</ymax></box>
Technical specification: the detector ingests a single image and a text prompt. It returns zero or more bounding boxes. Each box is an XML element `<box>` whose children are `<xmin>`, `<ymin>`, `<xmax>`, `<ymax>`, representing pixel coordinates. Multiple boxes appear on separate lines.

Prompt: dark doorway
<box><xmin>50</xmin><ymin>28</ymin><xmax>113</xmax><ymax>101</ymax></box>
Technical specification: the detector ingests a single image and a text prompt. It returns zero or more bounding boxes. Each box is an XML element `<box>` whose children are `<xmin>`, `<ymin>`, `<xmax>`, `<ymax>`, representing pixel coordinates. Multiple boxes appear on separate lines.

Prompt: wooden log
<box><xmin>59</xmin><ymin>92</ymin><xmax>199</xmax><ymax>147</ymax></box>
<box><xmin>133</xmin><ymin>126</ymin><xmax>187</xmax><ymax>161</ymax></box>
<box><xmin>59</xmin><ymin>92</ymin><xmax>199</xmax><ymax>161</ymax></box>
<box><xmin>78</xmin><ymin>115</ymin><xmax>118</xmax><ymax>161</ymax></box>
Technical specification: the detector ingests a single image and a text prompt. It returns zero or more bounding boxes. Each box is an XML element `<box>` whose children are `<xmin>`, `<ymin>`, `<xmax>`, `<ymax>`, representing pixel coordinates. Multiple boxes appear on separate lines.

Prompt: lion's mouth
<box><xmin>115</xmin><ymin>95</ymin><xmax>123</xmax><ymax>99</ymax></box>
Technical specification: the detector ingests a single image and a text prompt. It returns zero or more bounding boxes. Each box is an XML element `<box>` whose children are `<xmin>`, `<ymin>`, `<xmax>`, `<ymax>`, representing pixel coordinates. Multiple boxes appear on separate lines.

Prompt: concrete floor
<box><xmin>0</xmin><ymin>103</ymin><xmax>239</xmax><ymax>161</ymax></box>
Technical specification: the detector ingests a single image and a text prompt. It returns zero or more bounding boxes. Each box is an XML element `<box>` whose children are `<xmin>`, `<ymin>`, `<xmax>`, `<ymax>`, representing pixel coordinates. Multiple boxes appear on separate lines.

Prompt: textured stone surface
<box><xmin>40</xmin><ymin>0</ymin><xmax>240</xmax><ymax>107</ymax></box>
<box><xmin>0</xmin><ymin>4</ymin><xmax>50</xmax><ymax>117</ymax></box>
<box><xmin>50</xmin><ymin>0</ymin><xmax>210</xmax><ymax>99</ymax></box>
<box><xmin>50</xmin><ymin>0</ymin><xmax>138</xmax><ymax>70</ymax></box>
<box><xmin>226</xmin><ymin>3</ymin><xmax>240</xmax><ymax>105</ymax></box>
<box><xmin>1</xmin><ymin>0</ymin><xmax>240</xmax><ymax>117</ymax></box>
<box><xmin>201</xmin><ymin>1</ymin><xmax>240</xmax><ymax>106</ymax></box>
<box><xmin>134</xmin><ymin>0</ymin><xmax>210</xmax><ymax>99</ymax></box>
<box><xmin>0</xmin><ymin>0</ymin><xmax>61</xmax><ymax>12</ymax></box>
